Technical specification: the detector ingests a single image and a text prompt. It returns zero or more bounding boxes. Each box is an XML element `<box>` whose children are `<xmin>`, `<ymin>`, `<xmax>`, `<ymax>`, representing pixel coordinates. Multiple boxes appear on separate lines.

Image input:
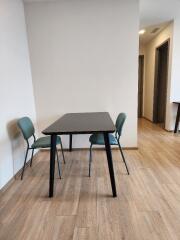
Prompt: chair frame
<box><xmin>89</xmin><ymin>128</ymin><xmax>129</xmax><ymax>177</ymax></box>
<box><xmin>21</xmin><ymin>133</ymin><xmax>65</xmax><ymax>180</ymax></box>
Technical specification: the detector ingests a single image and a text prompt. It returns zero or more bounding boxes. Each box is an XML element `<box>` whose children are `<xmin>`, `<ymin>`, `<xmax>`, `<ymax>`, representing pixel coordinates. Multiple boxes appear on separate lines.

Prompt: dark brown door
<box><xmin>138</xmin><ymin>55</ymin><xmax>144</xmax><ymax>118</ymax></box>
<box><xmin>153</xmin><ymin>41</ymin><xmax>169</xmax><ymax>125</ymax></box>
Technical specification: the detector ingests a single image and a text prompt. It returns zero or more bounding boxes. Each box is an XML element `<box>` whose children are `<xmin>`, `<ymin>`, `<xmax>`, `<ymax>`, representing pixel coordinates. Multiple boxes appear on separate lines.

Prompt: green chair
<box><xmin>89</xmin><ymin>113</ymin><xmax>129</xmax><ymax>177</ymax></box>
<box><xmin>17</xmin><ymin>117</ymin><xmax>65</xmax><ymax>180</ymax></box>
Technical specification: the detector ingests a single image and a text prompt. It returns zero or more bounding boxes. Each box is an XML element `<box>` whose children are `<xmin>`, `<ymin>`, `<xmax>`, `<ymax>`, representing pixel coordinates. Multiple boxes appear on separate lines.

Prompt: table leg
<box><xmin>69</xmin><ymin>134</ymin><xmax>72</xmax><ymax>151</ymax></box>
<box><xmin>49</xmin><ymin>134</ymin><xmax>57</xmax><ymax>197</ymax></box>
<box><xmin>103</xmin><ymin>132</ymin><xmax>117</xmax><ymax>197</ymax></box>
<box><xmin>174</xmin><ymin>104</ymin><xmax>180</xmax><ymax>133</ymax></box>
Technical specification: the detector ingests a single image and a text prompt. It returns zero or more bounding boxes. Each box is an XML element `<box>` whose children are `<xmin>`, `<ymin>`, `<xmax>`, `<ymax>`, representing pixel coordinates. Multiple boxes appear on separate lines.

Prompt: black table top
<box><xmin>42</xmin><ymin>112</ymin><xmax>115</xmax><ymax>135</ymax></box>
<box><xmin>173</xmin><ymin>102</ymin><xmax>180</xmax><ymax>104</ymax></box>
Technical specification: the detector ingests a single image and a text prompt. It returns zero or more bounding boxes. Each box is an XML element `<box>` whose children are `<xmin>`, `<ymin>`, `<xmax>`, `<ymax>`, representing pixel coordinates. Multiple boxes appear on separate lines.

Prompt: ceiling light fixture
<box><xmin>139</xmin><ymin>29</ymin><xmax>146</xmax><ymax>35</ymax></box>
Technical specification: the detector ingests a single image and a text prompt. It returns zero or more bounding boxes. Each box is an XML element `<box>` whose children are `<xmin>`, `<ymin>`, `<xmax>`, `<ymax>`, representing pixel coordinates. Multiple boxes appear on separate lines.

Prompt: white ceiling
<box><xmin>140</xmin><ymin>0</ymin><xmax>180</xmax><ymax>28</ymax></box>
<box><xmin>139</xmin><ymin>21</ymin><xmax>171</xmax><ymax>44</ymax></box>
<box><xmin>23</xmin><ymin>0</ymin><xmax>180</xmax><ymax>28</ymax></box>
<box><xmin>139</xmin><ymin>0</ymin><xmax>180</xmax><ymax>43</ymax></box>
<box><xmin>23</xmin><ymin>0</ymin><xmax>180</xmax><ymax>51</ymax></box>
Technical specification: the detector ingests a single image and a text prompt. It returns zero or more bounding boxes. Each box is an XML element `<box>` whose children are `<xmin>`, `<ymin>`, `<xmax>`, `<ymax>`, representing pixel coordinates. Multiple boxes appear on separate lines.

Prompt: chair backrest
<box><xmin>115</xmin><ymin>113</ymin><xmax>126</xmax><ymax>139</ymax></box>
<box><xmin>17</xmin><ymin>117</ymin><xmax>35</xmax><ymax>140</ymax></box>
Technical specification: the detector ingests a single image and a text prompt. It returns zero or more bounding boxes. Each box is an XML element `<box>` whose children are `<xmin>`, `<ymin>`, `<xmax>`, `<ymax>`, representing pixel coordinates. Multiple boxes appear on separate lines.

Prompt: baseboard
<box><xmin>42</xmin><ymin>146</ymin><xmax>138</xmax><ymax>151</ymax></box>
<box><xmin>141</xmin><ymin>117</ymin><xmax>176</xmax><ymax>133</ymax></box>
<box><xmin>142</xmin><ymin>116</ymin><xmax>153</xmax><ymax>122</ymax></box>
<box><xmin>0</xmin><ymin>151</ymin><xmax>39</xmax><ymax>195</ymax></box>
<box><xmin>164</xmin><ymin>129</ymin><xmax>179</xmax><ymax>133</ymax></box>
<box><xmin>164</xmin><ymin>129</ymin><xmax>173</xmax><ymax>132</ymax></box>
<box><xmin>0</xmin><ymin>177</ymin><xmax>15</xmax><ymax>194</ymax></box>
<box><xmin>14</xmin><ymin>158</ymin><xmax>31</xmax><ymax>179</ymax></box>
<box><xmin>122</xmin><ymin>147</ymin><xmax>138</xmax><ymax>150</ymax></box>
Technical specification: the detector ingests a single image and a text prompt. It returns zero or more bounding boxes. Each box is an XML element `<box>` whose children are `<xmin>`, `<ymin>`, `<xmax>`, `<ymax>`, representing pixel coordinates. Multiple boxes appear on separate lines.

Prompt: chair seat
<box><xmin>31</xmin><ymin>136</ymin><xmax>61</xmax><ymax>149</ymax></box>
<box><xmin>89</xmin><ymin>133</ymin><xmax>118</xmax><ymax>145</ymax></box>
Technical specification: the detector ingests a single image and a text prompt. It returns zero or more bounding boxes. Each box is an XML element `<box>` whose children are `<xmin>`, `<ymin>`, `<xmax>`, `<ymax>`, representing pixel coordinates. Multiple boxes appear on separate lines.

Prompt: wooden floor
<box><xmin>1</xmin><ymin>119</ymin><xmax>180</xmax><ymax>240</ymax></box>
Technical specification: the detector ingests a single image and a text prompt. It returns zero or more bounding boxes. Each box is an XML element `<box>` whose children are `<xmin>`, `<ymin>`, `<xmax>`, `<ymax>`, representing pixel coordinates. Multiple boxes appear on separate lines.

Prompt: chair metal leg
<box><xmin>118</xmin><ymin>142</ymin><xmax>129</xmax><ymax>175</ymax></box>
<box><xmin>30</xmin><ymin>149</ymin><xmax>34</xmax><ymax>167</ymax></box>
<box><xmin>174</xmin><ymin>103</ymin><xmax>180</xmax><ymax>133</ymax></box>
<box><xmin>56</xmin><ymin>148</ymin><xmax>61</xmax><ymax>179</ymax></box>
<box><xmin>21</xmin><ymin>147</ymin><xmax>29</xmax><ymax>180</ymax></box>
<box><xmin>69</xmin><ymin>134</ymin><xmax>72</xmax><ymax>152</ymax></box>
<box><xmin>89</xmin><ymin>144</ymin><xmax>93</xmax><ymax>177</ymax></box>
<box><xmin>60</xmin><ymin>141</ymin><xmax>66</xmax><ymax>164</ymax></box>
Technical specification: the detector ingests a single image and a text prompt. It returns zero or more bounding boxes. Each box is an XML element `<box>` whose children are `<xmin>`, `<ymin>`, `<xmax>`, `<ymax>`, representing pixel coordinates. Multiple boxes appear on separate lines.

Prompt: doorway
<box><xmin>153</xmin><ymin>40</ymin><xmax>169</xmax><ymax>126</ymax></box>
<box><xmin>138</xmin><ymin>55</ymin><xmax>144</xmax><ymax>118</ymax></box>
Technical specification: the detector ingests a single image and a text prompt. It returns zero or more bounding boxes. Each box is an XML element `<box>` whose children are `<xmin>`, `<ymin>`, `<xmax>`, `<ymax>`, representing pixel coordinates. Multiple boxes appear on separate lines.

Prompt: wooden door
<box><xmin>153</xmin><ymin>41</ymin><xmax>169</xmax><ymax>125</ymax></box>
<box><xmin>138</xmin><ymin>55</ymin><xmax>144</xmax><ymax>118</ymax></box>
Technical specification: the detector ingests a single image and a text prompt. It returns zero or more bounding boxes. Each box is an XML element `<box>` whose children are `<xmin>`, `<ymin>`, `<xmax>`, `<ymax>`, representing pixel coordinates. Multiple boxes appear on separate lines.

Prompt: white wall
<box><xmin>170</xmin><ymin>17</ymin><xmax>180</xmax><ymax>130</ymax></box>
<box><xmin>142</xmin><ymin>23</ymin><xmax>173</xmax><ymax>129</ymax></box>
<box><xmin>0</xmin><ymin>0</ymin><xmax>37</xmax><ymax>189</ymax></box>
<box><xmin>25</xmin><ymin>0</ymin><xmax>139</xmax><ymax>148</ymax></box>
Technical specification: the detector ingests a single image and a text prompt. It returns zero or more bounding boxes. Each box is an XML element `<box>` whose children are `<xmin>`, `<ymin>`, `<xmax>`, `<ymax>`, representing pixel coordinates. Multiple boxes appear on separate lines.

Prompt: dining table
<box><xmin>42</xmin><ymin>112</ymin><xmax>117</xmax><ymax>198</ymax></box>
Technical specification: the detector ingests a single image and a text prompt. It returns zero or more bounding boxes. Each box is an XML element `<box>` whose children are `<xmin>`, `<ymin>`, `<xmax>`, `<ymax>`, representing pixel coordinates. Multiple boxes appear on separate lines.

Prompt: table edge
<box><xmin>42</xmin><ymin>112</ymin><xmax>115</xmax><ymax>135</ymax></box>
<box><xmin>42</xmin><ymin>130</ymin><xmax>115</xmax><ymax>135</ymax></box>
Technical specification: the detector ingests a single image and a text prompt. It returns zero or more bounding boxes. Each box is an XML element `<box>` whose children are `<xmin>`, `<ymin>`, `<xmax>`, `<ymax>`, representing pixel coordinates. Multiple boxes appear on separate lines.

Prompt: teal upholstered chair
<box><xmin>18</xmin><ymin>117</ymin><xmax>65</xmax><ymax>180</ymax></box>
<box><xmin>89</xmin><ymin>113</ymin><xmax>129</xmax><ymax>177</ymax></box>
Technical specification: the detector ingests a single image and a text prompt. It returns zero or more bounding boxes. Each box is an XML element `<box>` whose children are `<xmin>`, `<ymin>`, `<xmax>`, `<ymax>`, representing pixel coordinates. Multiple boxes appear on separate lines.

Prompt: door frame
<box><xmin>153</xmin><ymin>39</ymin><xmax>170</xmax><ymax>125</ymax></box>
<box><xmin>138</xmin><ymin>55</ymin><xmax>144</xmax><ymax>118</ymax></box>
